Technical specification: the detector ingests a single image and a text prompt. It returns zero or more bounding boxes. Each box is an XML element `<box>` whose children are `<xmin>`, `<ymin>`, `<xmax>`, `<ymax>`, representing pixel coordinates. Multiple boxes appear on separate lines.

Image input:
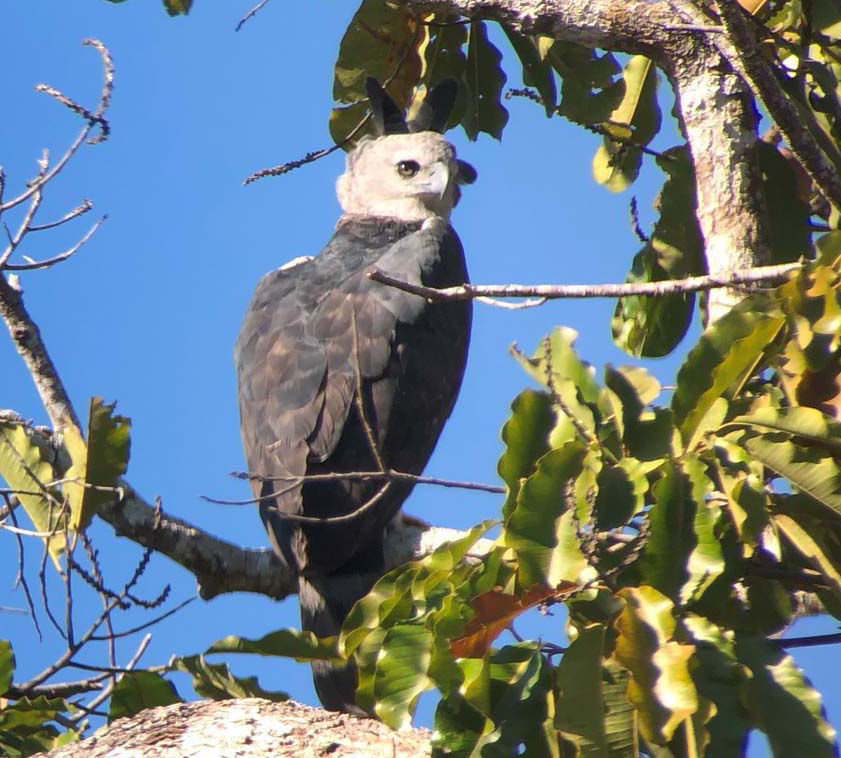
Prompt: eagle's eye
<box><xmin>396</xmin><ymin>160</ymin><xmax>420</xmax><ymax>178</ymax></box>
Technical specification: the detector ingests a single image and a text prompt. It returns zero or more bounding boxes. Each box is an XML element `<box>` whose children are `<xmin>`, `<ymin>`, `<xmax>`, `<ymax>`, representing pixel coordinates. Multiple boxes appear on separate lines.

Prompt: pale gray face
<box><xmin>336</xmin><ymin>132</ymin><xmax>462</xmax><ymax>222</ymax></box>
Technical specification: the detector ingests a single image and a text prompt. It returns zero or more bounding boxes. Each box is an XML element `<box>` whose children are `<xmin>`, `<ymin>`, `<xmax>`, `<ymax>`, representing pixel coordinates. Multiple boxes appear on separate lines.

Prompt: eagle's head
<box><xmin>337</xmin><ymin>132</ymin><xmax>468</xmax><ymax>221</ymax></box>
<box><xmin>336</xmin><ymin>79</ymin><xmax>476</xmax><ymax>223</ymax></box>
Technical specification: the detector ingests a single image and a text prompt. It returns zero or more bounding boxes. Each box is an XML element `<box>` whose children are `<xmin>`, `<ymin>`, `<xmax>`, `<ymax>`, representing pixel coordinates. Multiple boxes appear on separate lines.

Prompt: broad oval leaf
<box><xmin>593</xmin><ymin>55</ymin><xmax>661</xmax><ymax>192</ymax></box>
<box><xmin>108</xmin><ymin>671</ymin><xmax>181</xmax><ymax>723</ymax></box>
<box><xmin>0</xmin><ymin>421</ymin><xmax>65</xmax><ymax>568</ymax></box>
<box><xmin>504</xmin><ymin>442</ymin><xmax>588</xmax><ymax>587</ymax></box>
<box><xmin>735</xmin><ymin>635</ymin><xmax>838</xmax><ymax>756</ymax></box>
<box><xmin>175</xmin><ymin>654</ymin><xmax>288</xmax><ymax>702</ymax></box>
<box><xmin>463</xmin><ymin>21</ymin><xmax>509</xmax><ymax>140</ymax></box>
<box><xmin>723</xmin><ymin>406</ymin><xmax>841</xmax><ymax>516</ymax></box>
<box><xmin>613</xmin><ymin>586</ymin><xmax>698</xmax><ymax>745</ymax></box>
<box><xmin>672</xmin><ymin>306</ymin><xmax>785</xmax><ymax>446</ymax></box>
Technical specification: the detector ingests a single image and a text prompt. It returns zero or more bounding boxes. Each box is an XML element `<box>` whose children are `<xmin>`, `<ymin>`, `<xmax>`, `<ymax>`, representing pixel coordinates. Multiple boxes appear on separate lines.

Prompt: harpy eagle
<box><xmin>235</xmin><ymin>79</ymin><xmax>475</xmax><ymax>714</ymax></box>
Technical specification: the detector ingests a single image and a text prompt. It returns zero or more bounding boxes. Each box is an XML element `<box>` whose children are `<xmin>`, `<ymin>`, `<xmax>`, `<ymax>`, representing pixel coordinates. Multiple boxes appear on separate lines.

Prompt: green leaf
<box><xmin>0</xmin><ymin>421</ymin><xmax>65</xmax><ymax>567</ymax></box>
<box><xmin>463</xmin><ymin>21</ymin><xmax>508</xmax><ymax>140</ymax></box>
<box><xmin>423</xmin><ymin>21</ymin><xmax>468</xmax><ymax>130</ymax></box>
<box><xmin>672</xmin><ymin>305</ymin><xmax>785</xmax><ymax>446</ymax></box>
<box><xmin>601</xmin><ymin>660</ymin><xmax>637</xmax><ymax>757</ymax></box>
<box><xmin>108</xmin><ymin>671</ymin><xmax>181</xmax><ymax>723</ymax></box>
<box><xmin>613</xmin><ymin>586</ymin><xmax>698</xmax><ymax>745</ymax></box>
<box><xmin>341</xmin><ymin>520</ymin><xmax>495</xmax><ymax>659</ymax></box>
<box><xmin>593</xmin><ymin>56</ymin><xmax>661</xmax><ymax>192</ymax></box>
<box><xmin>555</xmin><ymin>624</ymin><xmax>610</xmax><ymax>753</ymax></box>
<box><xmin>504</xmin><ymin>442</ymin><xmax>588</xmax><ymax>587</ymax></box>
<box><xmin>369</xmin><ymin>624</ymin><xmax>434</xmax><ymax>728</ymax></box>
<box><xmin>683</xmin><ymin>615</ymin><xmax>751</xmax><ymax>757</ymax></box>
<box><xmin>207</xmin><ymin>628</ymin><xmax>341</xmax><ymax>663</ymax></box>
<box><xmin>638</xmin><ymin>457</ymin><xmax>723</xmax><ymax>606</ymax></box>
<box><xmin>547</xmin><ymin>42</ymin><xmax>624</xmax><ymax>124</ymax></box>
<box><xmin>724</xmin><ymin>406</ymin><xmax>841</xmax><ymax>515</ymax></box>
<box><xmin>513</xmin><ymin>327</ymin><xmax>602</xmax><ymax>405</ymax></box>
<box><xmin>0</xmin><ymin>640</ymin><xmax>13</xmax><ymax>694</ymax></box>
<box><xmin>498</xmin><ymin>390</ymin><xmax>555</xmax><ymax>518</ymax></box>
<box><xmin>501</xmin><ymin>26</ymin><xmax>557</xmax><ymax>115</ymax></box>
<box><xmin>175</xmin><ymin>655</ymin><xmax>288</xmax><ymax>701</ymax></box>
<box><xmin>63</xmin><ymin>397</ymin><xmax>130</xmax><ymax>532</ymax></box>
<box><xmin>433</xmin><ymin>645</ymin><xmax>559</xmax><ymax>756</ymax></box>
<box><xmin>163</xmin><ymin>0</ymin><xmax>191</xmax><ymax>15</ymax></box>
<box><xmin>612</xmin><ymin>148</ymin><xmax>705</xmax><ymax>358</ymax></box>
<box><xmin>612</xmin><ymin>249</ymin><xmax>694</xmax><ymax>359</ymax></box>
<box><xmin>758</xmin><ymin>142</ymin><xmax>812</xmax><ymax>263</ymax></box>
<box><xmin>774</xmin><ymin>513</ymin><xmax>841</xmax><ymax>595</ymax></box>
<box><xmin>330</xmin><ymin>0</ymin><xmax>429</xmax><ymax>144</ymax></box>
<box><xmin>604</xmin><ymin>365</ymin><xmax>676</xmax><ymax>461</ymax></box>
<box><xmin>593</xmin><ymin>456</ymin><xmax>651</xmax><ymax>530</ymax></box>
<box><xmin>0</xmin><ymin>696</ymin><xmax>76</xmax><ymax>755</ymax></box>
<box><xmin>814</xmin><ymin>0</ymin><xmax>841</xmax><ymax>39</ymax></box>
<box><xmin>735</xmin><ymin>635</ymin><xmax>838</xmax><ymax>756</ymax></box>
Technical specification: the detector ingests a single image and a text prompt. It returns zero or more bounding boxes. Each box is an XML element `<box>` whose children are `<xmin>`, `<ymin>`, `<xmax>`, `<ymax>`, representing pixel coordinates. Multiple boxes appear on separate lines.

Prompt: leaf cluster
<box><xmin>327</xmin><ymin>253</ymin><xmax>841</xmax><ymax>756</ymax></box>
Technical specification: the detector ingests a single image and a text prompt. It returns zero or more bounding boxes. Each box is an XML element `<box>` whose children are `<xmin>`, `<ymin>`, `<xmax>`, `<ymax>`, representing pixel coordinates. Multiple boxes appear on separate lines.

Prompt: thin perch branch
<box><xmin>368</xmin><ymin>262</ymin><xmax>802</xmax><ymax>303</ymax></box>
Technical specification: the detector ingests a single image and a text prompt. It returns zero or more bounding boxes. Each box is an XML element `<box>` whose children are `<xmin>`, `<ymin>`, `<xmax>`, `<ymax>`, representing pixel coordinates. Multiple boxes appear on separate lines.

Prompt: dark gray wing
<box><xmin>235</xmin><ymin>217</ymin><xmax>469</xmax><ymax>574</ymax></box>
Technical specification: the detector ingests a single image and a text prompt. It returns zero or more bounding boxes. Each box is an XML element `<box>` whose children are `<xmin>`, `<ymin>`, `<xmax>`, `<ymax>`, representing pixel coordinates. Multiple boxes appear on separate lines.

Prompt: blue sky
<box><xmin>1</xmin><ymin>2</ymin><xmax>838</xmax><ymax>753</ymax></box>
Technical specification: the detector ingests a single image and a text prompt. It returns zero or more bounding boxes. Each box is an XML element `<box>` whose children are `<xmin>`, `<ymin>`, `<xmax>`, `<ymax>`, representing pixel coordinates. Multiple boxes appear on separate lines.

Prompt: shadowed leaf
<box><xmin>593</xmin><ymin>56</ymin><xmax>661</xmax><ymax>192</ymax></box>
<box><xmin>736</xmin><ymin>635</ymin><xmax>838</xmax><ymax>756</ymax></box>
<box><xmin>502</xmin><ymin>26</ymin><xmax>557</xmax><ymax>115</ymax></box>
<box><xmin>723</xmin><ymin>406</ymin><xmax>841</xmax><ymax>516</ymax></box>
<box><xmin>613</xmin><ymin>586</ymin><xmax>698</xmax><ymax>745</ymax></box>
<box><xmin>175</xmin><ymin>655</ymin><xmax>288</xmax><ymax>701</ymax></box>
<box><xmin>547</xmin><ymin>42</ymin><xmax>624</xmax><ymax>124</ymax></box>
<box><xmin>463</xmin><ymin>21</ymin><xmax>508</xmax><ymax>140</ymax></box>
<box><xmin>672</xmin><ymin>306</ymin><xmax>785</xmax><ymax>446</ymax></box>
<box><xmin>683</xmin><ymin>616</ymin><xmax>750</xmax><ymax>758</ymax></box>
<box><xmin>555</xmin><ymin>623</ymin><xmax>611</xmax><ymax>753</ymax></box>
<box><xmin>330</xmin><ymin>0</ymin><xmax>429</xmax><ymax>145</ymax></box>
<box><xmin>504</xmin><ymin>442</ymin><xmax>588</xmax><ymax>587</ymax></box>
<box><xmin>613</xmin><ymin>149</ymin><xmax>704</xmax><ymax>357</ymax></box>
<box><xmin>0</xmin><ymin>641</ymin><xmax>13</xmax><ymax>694</ymax></box>
<box><xmin>108</xmin><ymin>671</ymin><xmax>181</xmax><ymax>723</ymax></box>
<box><xmin>638</xmin><ymin>457</ymin><xmax>722</xmax><ymax>606</ymax></box>
<box><xmin>498</xmin><ymin>390</ymin><xmax>555</xmax><ymax>518</ymax></box>
<box><xmin>206</xmin><ymin>628</ymin><xmax>342</xmax><ymax>663</ymax></box>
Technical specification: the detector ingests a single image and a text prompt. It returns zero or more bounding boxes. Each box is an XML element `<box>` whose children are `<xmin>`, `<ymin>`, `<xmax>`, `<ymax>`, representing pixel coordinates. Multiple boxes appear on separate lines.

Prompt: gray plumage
<box><xmin>235</xmin><ymin>82</ymin><xmax>473</xmax><ymax>714</ymax></box>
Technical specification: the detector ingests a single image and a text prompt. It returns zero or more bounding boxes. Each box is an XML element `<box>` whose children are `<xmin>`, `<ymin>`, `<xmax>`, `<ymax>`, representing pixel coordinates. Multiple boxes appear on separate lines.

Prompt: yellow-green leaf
<box><xmin>613</xmin><ymin>586</ymin><xmax>698</xmax><ymax>745</ymax></box>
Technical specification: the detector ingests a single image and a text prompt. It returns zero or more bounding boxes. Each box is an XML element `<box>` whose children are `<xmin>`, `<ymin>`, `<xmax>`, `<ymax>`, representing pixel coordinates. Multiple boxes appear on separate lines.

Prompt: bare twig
<box><xmin>217</xmin><ymin>468</ymin><xmax>505</xmax><ymax>502</ymax></box>
<box><xmin>368</xmin><ymin>262</ymin><xmax>802</xmax><ymax>303</ymax></box>
<box><xmin>2</xmin><ymin>216</ymin><xmax>106</xmax><ymax>271</ymax></box>
<box><xmin>72</xmin><ymin>633</ymin><xmax>152</xmax><ymax>721</ymax></box>
<box><xmin>27</xmin><ymin>198</ymin><xmax>93</xmax><ymax>232</ymax></box>
<box><xmin>3</xmin><ymin>673</ymin><xmax>109</xmax><ymax>700</ymax></box>
<box><xmin>780</xmin><ymin>632</ymin><xmax>841</xmax><ymax>649</ymax></box>
<box><xmin>1</xmin><ymin>39</ymin><xmax>113</xmax><ymax>213</ymax></box>
<box><xmin>350</xmin><ymin>306</ymin><xmax>386</xmax><ymax>472</ymax></box>
<box><xmin>89</xmin><ymin>596</ymin><xmax>195</xmax><ymax>641</ymax></box>
<box><xmin>629</xmin><ymin>196</ymin><xmax>649</xmax><ymax>243</ymax></box>
<box><xmin>235</xmin><ymin>0</ymin><xmax>272</xmax><ymax>31</ymax></box>
<box><xmin>3</xmin><ymin>493</ymin><xmax>42</xmax><ymax>640</ymax></box>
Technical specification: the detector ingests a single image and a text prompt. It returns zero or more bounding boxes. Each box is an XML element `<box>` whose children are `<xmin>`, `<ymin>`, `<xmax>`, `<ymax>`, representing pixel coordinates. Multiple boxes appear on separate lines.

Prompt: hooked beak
<box><xmin>414</xmin><ymin>161</ymin><xmax>451</xmax><ymax>200</ymax></box>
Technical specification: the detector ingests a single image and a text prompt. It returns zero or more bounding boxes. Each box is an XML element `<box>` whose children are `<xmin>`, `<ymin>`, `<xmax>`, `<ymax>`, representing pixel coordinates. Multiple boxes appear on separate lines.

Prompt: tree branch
<box><xmin>368</xmin><ymin>262</ymin><xmax>800</xmax><ymax>303</ymax></box>
<box><xmin>404</xmin><ymin>0</ymin><xmax>778</xmax><ymax>322</ymax></box>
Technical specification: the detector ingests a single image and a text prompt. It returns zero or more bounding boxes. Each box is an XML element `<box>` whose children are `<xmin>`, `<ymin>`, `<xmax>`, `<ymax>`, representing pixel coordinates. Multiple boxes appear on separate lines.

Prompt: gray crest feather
<box><xmin>408</xmin><ymin>78</ymin><xmax>458</xmax><ymax>133</ymax></box>
<box><xmin>365</xmin><ymin>77</ymin><xmax>408</xmax><ymax>135</ymax></box>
